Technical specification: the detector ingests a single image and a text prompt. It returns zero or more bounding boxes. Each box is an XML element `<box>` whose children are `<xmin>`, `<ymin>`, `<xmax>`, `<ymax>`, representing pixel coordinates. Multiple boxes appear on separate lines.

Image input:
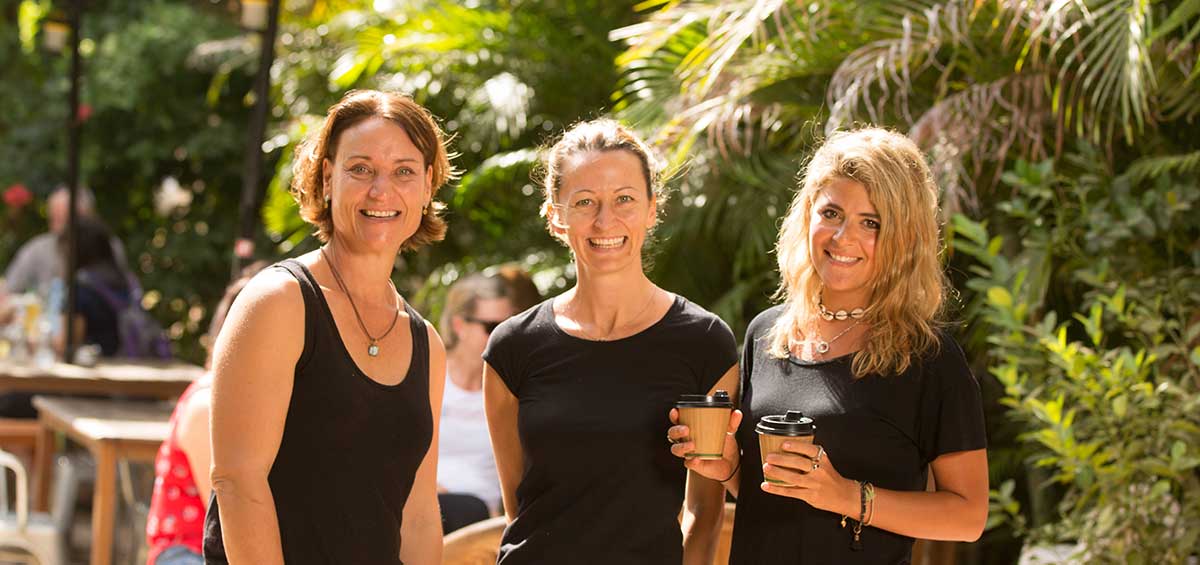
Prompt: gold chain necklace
<box><xmin>568</xmin><ymin>287</ymin><xmax>659</xmax><ymax>342</ymax></box>
<box><xmin>320</xmin><ymin>248</ymin><xmax>400</xmax><ymax>357</ymax></box>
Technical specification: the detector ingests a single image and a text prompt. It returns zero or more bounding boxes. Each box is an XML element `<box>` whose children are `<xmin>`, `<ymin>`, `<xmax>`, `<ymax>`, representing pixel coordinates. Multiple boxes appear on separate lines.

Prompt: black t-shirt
<box><xmin>483</xmin><ymin>294</ymin><xmax>738</xmax><ymax>565</ymax></box>
<box><xmin>730</xmin><ymin>305</ymin><xmax>986</xmax><ymax>565</ymax></box>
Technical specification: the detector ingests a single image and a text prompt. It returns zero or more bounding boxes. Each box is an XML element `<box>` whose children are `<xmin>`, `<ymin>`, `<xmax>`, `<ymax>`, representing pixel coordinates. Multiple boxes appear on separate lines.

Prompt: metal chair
<box><xmin>0</xmin><ymin>449</ymin><xmax>65</xmax><ymax>565</ymax></box>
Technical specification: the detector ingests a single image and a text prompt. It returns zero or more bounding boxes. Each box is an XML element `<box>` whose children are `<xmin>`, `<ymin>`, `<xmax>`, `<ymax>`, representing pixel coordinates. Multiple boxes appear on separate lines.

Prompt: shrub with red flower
<box><xmin>3</xmin><ymin>184</ymin><xmax>33</xmax><ymax>210</ymax></box>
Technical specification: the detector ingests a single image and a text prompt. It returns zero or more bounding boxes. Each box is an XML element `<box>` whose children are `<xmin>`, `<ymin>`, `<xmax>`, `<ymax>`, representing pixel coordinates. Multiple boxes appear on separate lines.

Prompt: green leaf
<box><xmin>1151</xmin><ymin>0</ymin><xmax>1200</xmax><ymax>41</ymax></box>
<box><xmin>1171</xmin><ymin>440</ymin><xmax>1186</xmax><ymax>461</ymax></box>
<box><xmin>952</xmin><ymin>214</ymin><xmax>989</xmax><ymax>246</ymax></box>
<box><xmin>1111</xmin><ymin>394</ymin><xmax>1128</xmax><ymax>419</ymax></box>
<box><xmin>988</xmin><ymin>286</ymin><xmax>1013</xmax><ymax>309</ymax></box>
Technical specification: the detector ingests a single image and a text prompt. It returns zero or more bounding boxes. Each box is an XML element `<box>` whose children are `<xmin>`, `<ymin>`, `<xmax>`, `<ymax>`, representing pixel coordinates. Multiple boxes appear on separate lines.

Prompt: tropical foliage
<box><xmin>2</xmin><ymin>0</ymin><xmax>255</xmax><ymax>361</ymax></box>
<box><xmin>955</xmin><ymin>152</ymin><xmax>1200</xmax><ymax>562</ymax></box>
<box><xmin>612</xmin><ymin>0</ymin><xmax>1200</xmax><ymax>559</ymax></box>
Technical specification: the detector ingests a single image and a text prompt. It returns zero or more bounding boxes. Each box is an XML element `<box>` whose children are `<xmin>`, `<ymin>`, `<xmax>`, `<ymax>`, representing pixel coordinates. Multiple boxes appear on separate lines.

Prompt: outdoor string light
<box><xmin>41</xmin><ymin>14</ymin><xmax>68</xmax><ymax>53</ymax></box>
<box><xmin>241</xmin><ymin>0</ymin><xmax>270</xmax><ymax>31</ymax></box>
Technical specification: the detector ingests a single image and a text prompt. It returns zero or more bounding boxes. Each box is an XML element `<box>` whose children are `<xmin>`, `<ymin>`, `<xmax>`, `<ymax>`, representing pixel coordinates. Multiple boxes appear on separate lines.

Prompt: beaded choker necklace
<box><xmin>818</xmin><ymin>301</ymin><xmax>868</xmax><ymax>321</ymax></box>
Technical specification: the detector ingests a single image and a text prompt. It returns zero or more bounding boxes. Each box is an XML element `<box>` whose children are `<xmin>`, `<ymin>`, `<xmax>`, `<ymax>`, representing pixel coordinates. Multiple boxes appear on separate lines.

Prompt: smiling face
<box><xmin>551</xmin><ymin>150</ymin><xmax>657</xmax><ymax>276</ymax></box>
<box><xmin>808</xmin><ymin>177</ymin><xmax>880</xmax><ymax>307</ymax></box>
<box><xmin>322</xmin><ymin>116</ymin><xmax>432</xmax><ymax>254</ymax></box>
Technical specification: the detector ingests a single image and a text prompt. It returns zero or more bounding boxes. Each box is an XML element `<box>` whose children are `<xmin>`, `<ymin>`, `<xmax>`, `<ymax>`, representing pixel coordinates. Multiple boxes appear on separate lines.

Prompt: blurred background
<box><xmin>2</xmin><ymin>0</ymin><xmax>1198</xmax><ymax>563</ymax></box>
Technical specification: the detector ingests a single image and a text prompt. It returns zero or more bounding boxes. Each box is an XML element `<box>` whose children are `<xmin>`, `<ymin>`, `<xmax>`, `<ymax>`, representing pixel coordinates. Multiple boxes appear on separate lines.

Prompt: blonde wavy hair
<box><xmin>766</xmin><ymin>127</ymin><xmax>946</xmax><ymax>377</ymax></box>
<box><xmin>290</xmin><ymin>90</ymin><xmax>458</xmax><ymax>250</ymax></box>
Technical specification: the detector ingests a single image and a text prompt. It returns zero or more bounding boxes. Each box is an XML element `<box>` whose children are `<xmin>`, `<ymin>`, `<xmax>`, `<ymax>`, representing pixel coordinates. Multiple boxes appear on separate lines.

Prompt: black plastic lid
<box><xmin>755</xmin><ymin>411</ymin><xmax>816</xmax><ymax>436</ymax></box>
<box><xmin>676</xmin><ymin>390</ymin><xmax>733</xmax><ymax>408</ymax></box>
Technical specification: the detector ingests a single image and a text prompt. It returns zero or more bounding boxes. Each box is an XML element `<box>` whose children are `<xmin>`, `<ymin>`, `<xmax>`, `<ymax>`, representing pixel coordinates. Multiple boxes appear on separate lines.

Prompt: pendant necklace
<box><xmin>803</xmin><ymin>318</ymin><xmax>863</xmax><ymax>357</ymax></box>
<box><xmin>321</xmin><ymin>248</ymin><xmax>400</xmax><ymax>357</ymax></box>
<box><xmin>816</xmin><ymin>321</ymin><xmax>864</xmax><ymax>355</ymax></box>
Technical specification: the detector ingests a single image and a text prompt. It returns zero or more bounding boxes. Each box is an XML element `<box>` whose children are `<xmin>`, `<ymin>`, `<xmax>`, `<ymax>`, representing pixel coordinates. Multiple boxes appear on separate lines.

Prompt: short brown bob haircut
<box><xmin>290</xmin><ymin>90</ymin><xmax>457</xmax><ymax>251</ymax></box>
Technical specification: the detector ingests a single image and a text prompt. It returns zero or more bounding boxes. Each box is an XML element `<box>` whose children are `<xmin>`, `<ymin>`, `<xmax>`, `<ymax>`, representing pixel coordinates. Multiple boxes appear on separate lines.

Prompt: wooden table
<box><xmin>33</xmin><ymin>396</ymin><xmax>174</xmax><ymax>565</ymax></box>
<box><xmin>0</xmin><ymin>358</ymin><xmax>203</xmax><ymax>398</ymax></box>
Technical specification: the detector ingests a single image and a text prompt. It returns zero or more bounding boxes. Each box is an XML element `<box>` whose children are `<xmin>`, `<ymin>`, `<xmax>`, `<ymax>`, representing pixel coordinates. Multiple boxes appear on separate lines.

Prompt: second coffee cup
<box><xmin>756</xmin><ymin>411</ymin><xmax>816</xmax><ymax>485</ymax></box>
<box><xmin>675</xmin><ymin>390</ymin><xmax>734</xmax><ymax>460</ymax></box>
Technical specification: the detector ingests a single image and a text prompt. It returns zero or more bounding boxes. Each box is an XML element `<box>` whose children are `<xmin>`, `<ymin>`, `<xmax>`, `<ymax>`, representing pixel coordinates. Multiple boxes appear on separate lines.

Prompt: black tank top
<box><xmin>204</xmin><ymin>259</ymin><xmax>433</xmax><ymax>564</ymax></box>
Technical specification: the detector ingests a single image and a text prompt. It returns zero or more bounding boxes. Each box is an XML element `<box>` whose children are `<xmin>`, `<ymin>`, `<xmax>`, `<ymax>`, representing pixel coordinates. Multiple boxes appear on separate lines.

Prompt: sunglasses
<box><xmin>464</xmin><ymin>317</ymin><xmax>503</xmax><ymax>334</ymax></box>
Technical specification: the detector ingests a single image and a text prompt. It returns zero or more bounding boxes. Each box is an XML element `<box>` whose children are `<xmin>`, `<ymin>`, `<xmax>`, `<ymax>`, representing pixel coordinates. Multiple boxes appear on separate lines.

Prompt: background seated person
<box><xmin>437</xmin><ymin>268</ymin><xmax>539</xmax><ymax>532</ymax></box>
<box><xmin>144</xmin><ymin>262</ymin><xmax>265</xmax><ymax>565</ymax></box>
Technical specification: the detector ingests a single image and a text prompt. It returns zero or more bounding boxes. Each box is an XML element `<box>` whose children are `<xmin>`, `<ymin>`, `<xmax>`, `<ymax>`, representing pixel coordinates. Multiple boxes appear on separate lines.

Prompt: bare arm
<box><xmin>483</xmin><ymin>362</ymin><xmax>523</xmax><ymax>523</ymax></box>
<box><xmin>209</xmin><ymin>270</ymin><xmax>303</xmax><ymax>564</ymax></box>
<box><xmin>762</xmin><ymin>446</ymin><xmax>990</xmax><ymax>542</ymax></box>
<box><xmin>862</xmin><ymin>449</ymin><xmax>989</xmax><ymax>541</ymax></box>
<box><xmin>176</xmin><ymin>385</ymin><xmax>213</xmax><ymax>506</ymax></box>
<box><xmin>681</xmin><ymin>365</ymin><xmax>740</xmax><ymax>565</ymax></box>
<box><xmin>398</xmin><ymin>324</ymin><xmax>446</xmax><ymax>565</ymax></box>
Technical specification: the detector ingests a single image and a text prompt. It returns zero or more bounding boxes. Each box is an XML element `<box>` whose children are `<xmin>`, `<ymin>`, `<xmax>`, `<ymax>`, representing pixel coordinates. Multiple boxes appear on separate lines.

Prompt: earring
<box><xmin>422</xmin><ymin>202</ymin><xmax>429</xmax><ymax>215</ymax></box>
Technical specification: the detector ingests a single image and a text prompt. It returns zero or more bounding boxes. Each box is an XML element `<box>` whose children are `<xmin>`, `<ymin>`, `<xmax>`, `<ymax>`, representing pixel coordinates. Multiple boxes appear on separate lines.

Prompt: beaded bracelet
<box><xmin>840</xmin><ymin>481</ymin><xmax>875</xmax><ymax>551</ymax></box>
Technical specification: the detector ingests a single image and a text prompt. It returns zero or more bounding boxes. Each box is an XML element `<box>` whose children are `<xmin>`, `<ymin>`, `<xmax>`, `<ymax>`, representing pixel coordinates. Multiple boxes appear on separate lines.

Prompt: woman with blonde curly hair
<box><xmin>204</xmin><ymin>90</ymin><xmax>454</xmax><ymax>565</ymax></box>
<box><xmin>668</xmin><ymin>128</ymin><xmax>988</xmax><ymax>563</ymax></box>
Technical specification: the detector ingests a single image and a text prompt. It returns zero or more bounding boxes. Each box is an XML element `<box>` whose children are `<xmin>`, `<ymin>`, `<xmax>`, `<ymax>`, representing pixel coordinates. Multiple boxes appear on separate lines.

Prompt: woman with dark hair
<box><xmin>205</xmin><ymin>90</ymin><xmax>454</xmax><ymax>564</ymax></box>
<box><xmin>484</xmin><ymin>119</ymin><xmax>738</xmax><ymax>564</ymax></box>
<box><xmin>668</xmin><ymin>128</ymin><xmax>988</xmax><ymax>564</ymax></box>
<box><xmin>58</xmin><ymin>215</ymin><xmax>131</xmax><ymax>357</ymax></box>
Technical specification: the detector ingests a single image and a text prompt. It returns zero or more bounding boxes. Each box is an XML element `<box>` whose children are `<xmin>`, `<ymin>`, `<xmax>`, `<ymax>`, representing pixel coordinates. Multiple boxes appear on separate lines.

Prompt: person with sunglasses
<box><xmin>436</xmin><ymin>269</ymin><xmax>540</xmax><ymax>531</ymax></box>
<box><xmin>483</xmin><ymin>119</ymin><xmax>738</xmax><ymax>564</ymax></box>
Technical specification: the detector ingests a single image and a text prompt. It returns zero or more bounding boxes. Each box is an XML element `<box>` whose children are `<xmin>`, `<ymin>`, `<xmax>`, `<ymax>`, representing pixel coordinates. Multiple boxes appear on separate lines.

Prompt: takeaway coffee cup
<box><xmin>675</xmin><ymin>390</ymin><xmax>734</xmax><ymax>460</ymax></box>
<box><xmin>756</xmin><ymin>411</ymin><xmax>816</xmax><ymax>484</ymax></box>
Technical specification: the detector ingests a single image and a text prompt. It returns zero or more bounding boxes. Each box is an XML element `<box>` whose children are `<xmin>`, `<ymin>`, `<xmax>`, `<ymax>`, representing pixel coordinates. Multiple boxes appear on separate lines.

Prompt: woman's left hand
<box><xmin>761</xmin><ymin>441</ymin><xmax>858</xmax><ymax>517</ymax></box>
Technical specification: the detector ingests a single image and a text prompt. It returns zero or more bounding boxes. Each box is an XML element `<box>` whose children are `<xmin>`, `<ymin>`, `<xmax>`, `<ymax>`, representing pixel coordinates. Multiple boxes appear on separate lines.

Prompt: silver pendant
<box><xmin>368</xmin><ymin>343</ymin><xmax>380</xmax><ymax>357</ymax></box>
<box><xmin>815</xmin><ymin>340</ymin><xmax>830</xmax><ymax>354</ymax></box>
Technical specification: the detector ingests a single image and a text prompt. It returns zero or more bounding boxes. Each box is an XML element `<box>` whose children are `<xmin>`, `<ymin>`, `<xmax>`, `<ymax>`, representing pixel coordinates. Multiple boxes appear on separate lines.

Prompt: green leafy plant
<box><xmin>955</xmin><ymin>154</ymin><xmax>1200</xmax><ymax>563</ymax></box>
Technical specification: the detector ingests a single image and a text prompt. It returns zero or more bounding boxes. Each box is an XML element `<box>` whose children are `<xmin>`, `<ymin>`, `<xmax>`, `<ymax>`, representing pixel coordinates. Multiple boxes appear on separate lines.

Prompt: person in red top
<box><xmin>145</xmin><ymin>263</ymin><xmax>264</xmax><ymax>565</ymax></box>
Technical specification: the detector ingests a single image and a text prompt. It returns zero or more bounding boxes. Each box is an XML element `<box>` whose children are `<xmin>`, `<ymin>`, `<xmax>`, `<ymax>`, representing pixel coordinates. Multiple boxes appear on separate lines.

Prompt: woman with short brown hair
<box><xmin>205</xmin><ymin>90</ymin><xmax>454</xmax><ymax>565</ymax></box>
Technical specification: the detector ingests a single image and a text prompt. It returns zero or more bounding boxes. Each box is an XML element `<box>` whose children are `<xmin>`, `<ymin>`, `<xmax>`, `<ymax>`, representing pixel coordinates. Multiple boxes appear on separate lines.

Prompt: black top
<box><xmin>482</xmin><ymin>295</ymin><xmax>738</xmax><ymax>564</ymax></box>
<box><xmin>729</xmin><ymin>305</ymin><xmax>986</xmax><ymax>565</ymax></box>
<box><xmin>204</xmin><ymin>259</ymin><xmax>433</xmax><ymax>565</ymax></box>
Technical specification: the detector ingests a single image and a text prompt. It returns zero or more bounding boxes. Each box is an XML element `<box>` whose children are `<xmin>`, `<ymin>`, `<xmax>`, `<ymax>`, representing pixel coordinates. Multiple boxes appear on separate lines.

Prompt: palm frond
<box><xmin>1029</xmin><ymin>0</ymin><xmax>1156</xmax><ymax>144</ymax></box>
<box><xmin>910</xmin><ymin>73</ymin><xmax>1053</xmax><ymax>214</ymax></box>
<box><xmin>1121</xmin><ymin>150</ymin><xmax>1200</xmax><ymax>184</ymax></box>
<box><xmin>827</xmin><ymin>0</ymin><xmax>987</xmax><ymax>132</ymax></box>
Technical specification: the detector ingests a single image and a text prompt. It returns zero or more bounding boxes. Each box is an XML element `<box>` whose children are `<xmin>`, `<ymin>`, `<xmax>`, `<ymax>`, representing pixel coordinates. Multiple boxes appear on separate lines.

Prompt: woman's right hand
<box><xmin>667</xmin><ymin>408</ymin><xmax>742</xmax><ymax>482</ymax></box>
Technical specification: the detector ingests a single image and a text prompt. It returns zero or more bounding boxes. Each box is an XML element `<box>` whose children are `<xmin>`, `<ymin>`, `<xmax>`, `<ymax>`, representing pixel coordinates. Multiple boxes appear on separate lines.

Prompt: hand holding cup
<box><xmin>667</xmin><ymin>405</ymin><xmax>742</xmax><ymax>482</ymax></box>
<box><xmin>761</xmin><ymin>440</ymin><xmax>857</xmax><ymax>517</ymax></box>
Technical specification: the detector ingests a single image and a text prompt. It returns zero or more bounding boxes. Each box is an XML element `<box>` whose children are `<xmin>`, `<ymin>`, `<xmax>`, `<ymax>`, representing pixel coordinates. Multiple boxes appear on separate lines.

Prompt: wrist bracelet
<box><xmin>719</xmin><ymin>457</ymin><xmax>741</xmax><ymax>483</ymax></box>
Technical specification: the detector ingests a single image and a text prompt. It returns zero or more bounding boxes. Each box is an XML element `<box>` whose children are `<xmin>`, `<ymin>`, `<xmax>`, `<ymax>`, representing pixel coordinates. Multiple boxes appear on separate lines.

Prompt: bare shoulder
<box><xmin>425</xmin><ymin>322</ymin><xmax>446</xmax><ymax>399</ymax></box>
<box><xmin>233</xmin><ymin>266</ymin><xmax>303</xmax><ymax>316</ymax></box>
<box><xmin>211</xmin><ymin>265</ymin><xmax>306</xmax><ymax>376</ymax></box>
<box><xmin>425</xmin><ymin>321</ymin><xmax>445</xmax><ymax>357</ymax></box>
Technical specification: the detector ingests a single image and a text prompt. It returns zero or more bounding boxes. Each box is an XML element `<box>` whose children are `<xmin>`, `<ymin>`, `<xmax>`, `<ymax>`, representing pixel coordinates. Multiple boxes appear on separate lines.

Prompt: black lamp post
<box><xmin>59</xmin><ymin>0</ymin><xmax>84</xmax><ymax>363</ymax></box>
<box><xmin>232</xmin><ymin>0</ymin><xmax>281</xmax><ymax>278</ymax></box>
